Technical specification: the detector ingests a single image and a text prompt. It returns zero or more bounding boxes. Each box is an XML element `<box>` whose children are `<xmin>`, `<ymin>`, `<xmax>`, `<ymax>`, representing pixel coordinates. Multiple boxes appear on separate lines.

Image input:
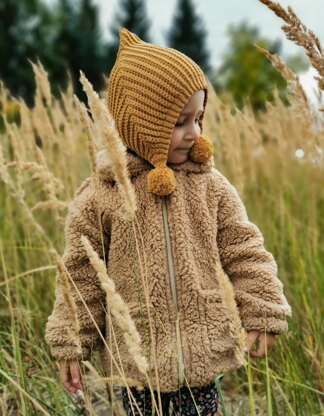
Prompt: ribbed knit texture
<box><xmin>108</xmin><ymin>28</ymin><xmax>208</xmax><ymax>165</ymax></box>
<box><xmin>106</xmin><ymin>28</ymin><xmax>214</xmax><ymax>195</ymax></box>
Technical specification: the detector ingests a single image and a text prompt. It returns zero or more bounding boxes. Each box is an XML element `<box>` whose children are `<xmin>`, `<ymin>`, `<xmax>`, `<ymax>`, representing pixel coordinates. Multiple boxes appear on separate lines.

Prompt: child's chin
<box><xmin>168</xmin><ymin>151</ymin><xmax>189</xmax><ymax>164</ymax></box>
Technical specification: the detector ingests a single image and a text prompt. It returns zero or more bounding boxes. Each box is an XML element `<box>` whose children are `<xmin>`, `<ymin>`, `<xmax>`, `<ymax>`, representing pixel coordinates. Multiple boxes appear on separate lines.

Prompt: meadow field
<box><xmin>0</xmin><ymin>3</ymin><xmax>324</xmax><ymax>416</ymax></box>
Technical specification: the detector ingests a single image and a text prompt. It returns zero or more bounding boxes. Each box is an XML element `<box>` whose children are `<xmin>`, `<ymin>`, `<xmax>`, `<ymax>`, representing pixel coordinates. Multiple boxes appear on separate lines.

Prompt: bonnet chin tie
<box><xmin>147</xmin><ymin>135</ymin><xmax>213</xmax><ymax>196</ymax></box>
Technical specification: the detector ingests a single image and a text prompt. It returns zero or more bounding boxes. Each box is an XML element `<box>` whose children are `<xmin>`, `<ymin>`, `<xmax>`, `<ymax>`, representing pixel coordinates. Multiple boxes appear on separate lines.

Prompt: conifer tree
<box><xmin>0</xmin><ymin>0</ymin><xmax>57</xmax><ymax>104</ymax></box>
<box><xmin>166</xmin><ymin>0</ymin><xmax>211</xmax><ymax>74</ymax></box>
<box><xmin>55</xmin><ymin>0</ymin><xmax>106</xmax><ymax>99</ymax></box>
<box><xmin>105</xmin><ymin>0</ymin><xmax>151</xmax><ymax>74</ymax></box>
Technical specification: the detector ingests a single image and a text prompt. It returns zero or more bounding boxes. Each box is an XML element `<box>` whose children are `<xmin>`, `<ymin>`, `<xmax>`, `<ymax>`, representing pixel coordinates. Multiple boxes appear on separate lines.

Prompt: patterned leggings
<box><xmin>121</xmin><ymin>379</ymin><xmax>222</xmax><ymax>415</ymax></box>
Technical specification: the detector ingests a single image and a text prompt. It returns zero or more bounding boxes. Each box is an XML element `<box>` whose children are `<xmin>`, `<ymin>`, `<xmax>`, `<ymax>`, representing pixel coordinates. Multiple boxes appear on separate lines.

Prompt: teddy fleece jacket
<box><xmin>45</xmin><ymin>150</ymin><xmax>292</xmax><ymax>392</ymax></box>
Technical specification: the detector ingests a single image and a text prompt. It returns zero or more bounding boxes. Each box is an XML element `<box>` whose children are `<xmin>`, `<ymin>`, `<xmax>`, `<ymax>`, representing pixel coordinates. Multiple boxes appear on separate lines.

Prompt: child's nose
<box><xmin>186</xmin><ymin>123</ymin><xmax>200</xmax><ymax>140</ymax></box>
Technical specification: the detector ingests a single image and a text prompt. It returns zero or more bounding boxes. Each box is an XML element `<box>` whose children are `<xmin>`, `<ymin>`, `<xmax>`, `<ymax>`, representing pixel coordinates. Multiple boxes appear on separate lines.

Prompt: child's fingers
<box><xmin>58</xmin><ymin>360</ymin><xmax>80</xmax><ymax>394</ymax></box>
<box><xmin>69</xmin><ymin>361</ymin><xmax>83</xmax><ymax>391</ymax></box>
<box><xmin>249</xmin><ymin>333</ymin><xmax>275</xmax><ymax>358</ymax></box>
<box><xmin>249</xmin><ymin>333</ymin><xmax>266</xmax><ymax>357</ymax></box>
<box><xmin>244</xmin><ymin>330</ymin><xmax>260</xmax><ymax>353</ymax></box>
<box><xmin>59</xmin><ymin>361</ymin><xmax>77</xmax><ymax>393</ymax></box>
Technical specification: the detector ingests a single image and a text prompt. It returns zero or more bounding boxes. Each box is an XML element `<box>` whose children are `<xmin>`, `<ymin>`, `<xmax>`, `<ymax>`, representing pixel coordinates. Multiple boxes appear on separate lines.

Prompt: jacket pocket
<box><xmin>197</xmin><ymin>289</ymin><xmax>238</xmax><ymax>353</ymax></box>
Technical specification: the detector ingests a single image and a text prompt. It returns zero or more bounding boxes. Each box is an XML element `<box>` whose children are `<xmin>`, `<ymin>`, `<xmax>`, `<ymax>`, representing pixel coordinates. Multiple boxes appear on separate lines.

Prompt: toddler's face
<box><xmin>167</xmin><ymin>90</ymin><xmax>205</xmax><ymax>164</ymax></box>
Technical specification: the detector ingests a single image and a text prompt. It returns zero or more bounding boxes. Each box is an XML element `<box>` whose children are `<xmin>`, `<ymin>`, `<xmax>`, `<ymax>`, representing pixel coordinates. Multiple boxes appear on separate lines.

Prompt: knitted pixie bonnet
<box><xmin>107</xmin><ymin>27</ymin><xmax>213</xmax><ymax>196</ymax></box>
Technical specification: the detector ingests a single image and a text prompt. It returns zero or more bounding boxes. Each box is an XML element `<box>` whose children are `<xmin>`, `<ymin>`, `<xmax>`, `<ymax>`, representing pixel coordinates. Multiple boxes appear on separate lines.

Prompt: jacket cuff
<box><xmin>240</xmin><ymin>314</ymin><xmax>289</xmax><ymax>335</ymax></box>
<box><xmin>48</xmin><ymin>344</ymin><xmax>91</xmax><ymax>361</ymax></box>
<box><xmin>234</xmin><ymin>289</ymin><xmax>292</xmax><ymax>335</ymax></box>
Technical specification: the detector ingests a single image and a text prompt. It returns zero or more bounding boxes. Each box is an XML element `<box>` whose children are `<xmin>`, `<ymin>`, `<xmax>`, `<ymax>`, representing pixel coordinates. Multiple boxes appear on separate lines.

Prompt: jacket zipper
<box><xmin>161</xmin><ymin>195</ymin><xmax>185</xmax><ymax>386</ymax></box>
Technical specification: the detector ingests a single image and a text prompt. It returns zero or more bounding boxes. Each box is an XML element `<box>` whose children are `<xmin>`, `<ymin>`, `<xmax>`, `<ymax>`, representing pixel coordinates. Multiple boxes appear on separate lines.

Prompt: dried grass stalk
<box><xmin>80</xmin><ymin>235</ymin><xmax>149</xmax><ymax>375</ymax></box>
<box><xmin>78</xmin><ymin>71</ymin><xmax>137</xmax><ymax>220</ymax></box>
<box><xmin>254</xmin><ymin>44</ymin><xmax>316</xmax><ymax>129</ymax></box>
<box><xmin>74</xmin><ymin>97</ymin><xmax>98</xmax><ymax>176</ymax></box>
<box><xmin>0</xmin><ymin>73</ymin><xmax>152</xmax><ymax>414</ymax></box>
<box><xmin>30</xmin><ymin>59</ymin><xmax>52</xmax><ymax>106</ymax></box>
<box><xmin>4</xmin><ymin>122</ymin><xmax>25</xmax><ymax>199</ymax></box>
<box><xmin>259</xmin><ymin>0</ymin><xmax>324</xmax><ymax>91</ymax></box>
<box><xmin>255</xmin><ymin>44</ymin><xmax>308</xmax><ymax>103</ymax></box>
<box><xmin>215</xmin><ymin>261</ymin><xmax>247</xmax><ymax>366</ymax></box>
<box><xmin>49</xmin><ymin>248</ymin><xmax>83</xmax><ymax>356</ymax></box>
<box><xmin>34</xmin><ymin>145</ymin><xmax>65</xmax><ymax>197</ymax></box>
<box><xmin>0</xmin><ymin>368</ymin><xmax>51</xmax><ymax>416</ymax></box>
<box><xmin>0</xmin><ymin>143</ymin><xmax>53</xmax><ymax>247</ymax></box>
<box><xmin>6</xmin><ymin>160</ymin><xmax>65</xmax><ymax>197</ymax></box>
<box><xmin>31</xmin><ymin>200</ymin><xmax>68</xmax><ymax>212</ymax></box>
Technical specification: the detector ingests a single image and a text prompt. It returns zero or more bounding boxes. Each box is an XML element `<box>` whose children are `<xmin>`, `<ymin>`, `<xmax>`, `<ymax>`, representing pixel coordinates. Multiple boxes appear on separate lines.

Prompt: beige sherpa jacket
<box><xmin>45</xmin><ymin>150</ymin><xmax>292</xmax><ymax>392</ymax></box>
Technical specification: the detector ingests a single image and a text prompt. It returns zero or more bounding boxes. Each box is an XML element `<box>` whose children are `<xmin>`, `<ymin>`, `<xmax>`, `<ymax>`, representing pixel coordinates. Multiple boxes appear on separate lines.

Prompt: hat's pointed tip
<box><xmin>119</xmin><ymin>27</ymin><xmax>142</xmax><ymax>49</ymax></box>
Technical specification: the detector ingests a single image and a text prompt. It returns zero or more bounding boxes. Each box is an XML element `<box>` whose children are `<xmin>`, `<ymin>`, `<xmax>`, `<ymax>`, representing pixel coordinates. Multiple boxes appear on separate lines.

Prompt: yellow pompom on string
<box><xmin>189</xmin><ymin>135</ymin><xmax>214</xmax><ymax>163</ymax></box>
<box><xmin>146</xmin><ymin>135</ymin><xmax>214</xmax><ymax>196</ymax></box>
<box><xmin>147</xmin><ymin>165</ymin><xmax>176</xmax><ymax>196</ymax></box>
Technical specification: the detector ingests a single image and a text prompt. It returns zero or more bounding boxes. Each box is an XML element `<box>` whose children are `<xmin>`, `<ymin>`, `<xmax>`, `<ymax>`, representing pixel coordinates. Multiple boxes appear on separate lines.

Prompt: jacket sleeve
<box><xmin>215</xmin><ymin>172</ymin><xmax>292</xmax><ymax>335</ymax></box>
<box><xmin>45</xmin><ymin>180</ymin><xmax>109</xmax><ymax>361</ymax></box>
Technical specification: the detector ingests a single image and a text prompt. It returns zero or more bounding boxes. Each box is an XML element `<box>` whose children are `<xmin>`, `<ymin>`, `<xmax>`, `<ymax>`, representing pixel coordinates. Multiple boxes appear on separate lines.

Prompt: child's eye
<box><xmin>175</xmin><ymin>121</ymin><xmax>184</xmax><ymax>127</ymax></box>
<box><xmin>175</xmin><ymin>118</ymin><xmax>202</xmax><ymax>128</ymax></box>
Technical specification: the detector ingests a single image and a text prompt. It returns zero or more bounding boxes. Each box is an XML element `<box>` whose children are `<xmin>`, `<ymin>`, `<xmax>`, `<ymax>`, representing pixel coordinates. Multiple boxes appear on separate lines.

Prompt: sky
<box><xmin>90</xmin><ymin>0</ymin><xmax>323</xmax><ymax>67</ymax></box>
<box><xmin>94</xmin><ymin>0</ymin><xmax>324</xmax><ymax>104</ymax></box>
<box><xmin>45</xmin><ymin>0</ymin><xmax>323</xmax><ymax>104</ymax></box>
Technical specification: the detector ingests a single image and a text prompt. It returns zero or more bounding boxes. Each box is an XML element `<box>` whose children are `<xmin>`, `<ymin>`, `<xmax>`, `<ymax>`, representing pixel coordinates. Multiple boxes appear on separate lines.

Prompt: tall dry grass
<box><xmin>1</xmin><ymin>4</ymin><xmax>324</xmax><ymax>414</ymax></box>
<box><xmin>0</xmin><ymin>62</ymin><xmax>166</xmax><ymax>415</ymax></box>
<box><xmin>259</xmin><ymin>0</ymin><xmax>324</xmax><ymax>92</ymax></box>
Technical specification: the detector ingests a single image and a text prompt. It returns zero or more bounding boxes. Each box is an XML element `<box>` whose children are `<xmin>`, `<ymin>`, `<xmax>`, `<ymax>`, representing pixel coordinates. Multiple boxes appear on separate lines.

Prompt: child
<box><xmin>45</xmin><ymin>28</ymin><xmax>292</xmax><ymax>415</ymax></box>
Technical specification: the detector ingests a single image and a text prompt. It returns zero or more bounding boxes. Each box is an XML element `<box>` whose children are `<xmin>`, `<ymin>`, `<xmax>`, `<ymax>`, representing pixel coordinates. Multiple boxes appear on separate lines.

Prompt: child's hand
<box><xmin>244</xmin><ymin>330</ymin><xmax>276</xmax><ymax>358</ymax></box>
<box><xmin>58</xmin><ymin>359</ymin><xmax>83</xmax><ymax>394</ymax></box>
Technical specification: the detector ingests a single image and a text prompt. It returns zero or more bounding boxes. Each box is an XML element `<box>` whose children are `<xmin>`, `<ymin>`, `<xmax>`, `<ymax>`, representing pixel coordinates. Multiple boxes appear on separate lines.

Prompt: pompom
<box><xmin>189</xmin><ymin>135</ymin><xmax>214</xmax><ymax>163</ymax></box>
<box><xmin>147</xmin><ymin>165</ymin><xmax>176</xmax><ymax>196</ymax></box>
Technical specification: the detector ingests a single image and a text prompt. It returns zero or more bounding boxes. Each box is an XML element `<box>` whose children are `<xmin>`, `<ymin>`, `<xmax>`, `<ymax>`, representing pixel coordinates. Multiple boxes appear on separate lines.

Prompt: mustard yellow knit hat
<box><xmin>107</xmin><ymin>27</ymin><xmax>213</xmax><ymax>196</ymax></box>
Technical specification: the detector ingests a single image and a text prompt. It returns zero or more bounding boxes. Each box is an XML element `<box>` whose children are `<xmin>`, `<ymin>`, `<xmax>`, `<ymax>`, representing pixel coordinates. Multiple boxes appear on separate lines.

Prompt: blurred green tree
<box><xmin>165</xmin><ymin>0</ymin><xmax>211</xmax><ymax>74</ymax></box>
<box><xmin>285</xmin><ymin>53</ymin><xmax>309</xmax><ymax>74</ymax></box>
<box><xmin>211</xmin><ymin>22</ymin><xmax>292</xmax><ymax>112</ymax></box>
<box><xmin>0</xmin><ymin>0</ymin><xmax>108</xmax><ymax>105</ymax></box>
<box><xmin>0</xmin><ymin>0</ymin><xmax>59</xmax><ymax>105</ymax></box>
<box><xmin>55</xmin><ymin>0</ymin><xmax>106</xmax><ymax>101</ymax></box>
<box><xmin>105</xmin><ymin>0</ymin><xmax>151</xmax><ymax>74</ymax></box>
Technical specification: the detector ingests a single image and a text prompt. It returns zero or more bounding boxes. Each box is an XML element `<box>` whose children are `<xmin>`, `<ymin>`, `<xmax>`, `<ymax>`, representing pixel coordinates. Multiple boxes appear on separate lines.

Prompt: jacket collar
<box><xmin>96</xmin><ymin>149</ymin><xmax>214</xmax><ymax>183</ymax></box>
